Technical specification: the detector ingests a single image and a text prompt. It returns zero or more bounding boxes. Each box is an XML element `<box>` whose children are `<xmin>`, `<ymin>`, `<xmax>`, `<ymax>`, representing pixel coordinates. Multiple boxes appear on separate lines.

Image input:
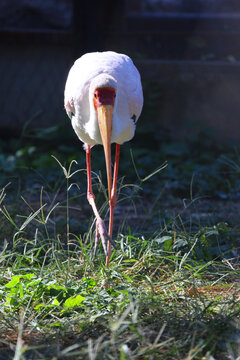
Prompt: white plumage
<box><xmin>64</xmin><ymin>51</ymin><xmax>143</xmax><ymax>267</ymax></box>
<box><xmin>64</xmin><ymin>51</ymin><xmax>143</xmax><ymax>146</ymax></box>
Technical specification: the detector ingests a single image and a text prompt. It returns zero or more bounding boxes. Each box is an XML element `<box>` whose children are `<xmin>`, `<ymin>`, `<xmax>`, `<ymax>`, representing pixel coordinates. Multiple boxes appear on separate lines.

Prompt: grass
<box><xmin>0</xmin><ymin>227</ymin><xmax>239</xmax><ymax>359</ymax></box>
<box><xmin>0</xmin><ymin>121</ymin><xmax>240</xmax><ymax>359</ymax></box>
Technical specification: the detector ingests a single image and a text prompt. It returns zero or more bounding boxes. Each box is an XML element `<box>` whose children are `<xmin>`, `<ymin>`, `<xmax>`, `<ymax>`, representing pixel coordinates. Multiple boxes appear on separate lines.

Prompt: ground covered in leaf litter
<box><xmin>0</xmin><ymin>123</ymin><xmax>240</xmax><ymax>359</ymax></box>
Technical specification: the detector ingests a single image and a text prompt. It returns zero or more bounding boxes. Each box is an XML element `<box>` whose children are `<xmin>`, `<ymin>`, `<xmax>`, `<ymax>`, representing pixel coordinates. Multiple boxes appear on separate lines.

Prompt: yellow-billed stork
<box><xmin>64</xmin><ymin>51</ymin><xmax>143</xmax><ymax>267</ymax></box>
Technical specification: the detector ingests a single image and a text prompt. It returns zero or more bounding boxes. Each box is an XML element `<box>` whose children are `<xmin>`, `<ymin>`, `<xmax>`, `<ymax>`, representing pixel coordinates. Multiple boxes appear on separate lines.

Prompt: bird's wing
<box><xmin>65</xmin><ymin>99</ymin><xmax>75</xmax><ymax>119</ymax></box>
<box><xmin>114</xmin><ymin>53</ymin><xmax>143</xmax><ymax>123</ymax></box>
<box><xmin>64</xmin><ymin>53</ymin><xmax>104</xmax><ymax>123</ymax></box>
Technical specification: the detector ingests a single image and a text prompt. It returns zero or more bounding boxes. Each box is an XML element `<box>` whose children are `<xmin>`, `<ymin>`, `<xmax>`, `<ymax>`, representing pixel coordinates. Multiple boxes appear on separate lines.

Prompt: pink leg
<box><xmin>85</xmin><ymin>144</ymin><xmax>116</xmax><ymax>256</ymax></box>
<box><xmin>106</xmin><ymin>143</ymin><xmax>120</xmax><ymax>268</ymax></box>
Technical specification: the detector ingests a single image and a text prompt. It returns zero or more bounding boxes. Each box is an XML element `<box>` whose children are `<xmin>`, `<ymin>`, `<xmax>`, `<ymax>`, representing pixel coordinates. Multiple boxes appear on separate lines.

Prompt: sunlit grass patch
<box><xmin>0</xmin><ymin>210</ymin><xmax>239</xmax><ymax>359</ymax></box>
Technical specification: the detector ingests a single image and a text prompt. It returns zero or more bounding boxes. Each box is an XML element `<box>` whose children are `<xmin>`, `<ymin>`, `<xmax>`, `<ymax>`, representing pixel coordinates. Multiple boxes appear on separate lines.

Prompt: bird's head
<box><xmin>90</xmin><ymin>75</ymin><xmax>117</xmax><ymax>201</ymax></box>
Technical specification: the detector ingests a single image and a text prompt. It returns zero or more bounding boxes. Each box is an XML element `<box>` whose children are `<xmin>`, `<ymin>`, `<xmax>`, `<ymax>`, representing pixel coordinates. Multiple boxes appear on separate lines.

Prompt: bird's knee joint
<box><xmin>87</xmin><ymin>193</ymin><xmax>95</xmax><ymax>203</ymax></box>
<box><xmin>109</xmin><ymin>196</ymin><xmax>117</xmax><ymax>209</ymax></box>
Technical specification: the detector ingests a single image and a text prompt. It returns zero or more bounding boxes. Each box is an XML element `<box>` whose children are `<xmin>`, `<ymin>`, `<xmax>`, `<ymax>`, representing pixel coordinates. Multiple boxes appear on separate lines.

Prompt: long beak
<box><xmin>97</xmin><ymin>105</ymin><xmax>113</xmax><ymax>202</ymax></box>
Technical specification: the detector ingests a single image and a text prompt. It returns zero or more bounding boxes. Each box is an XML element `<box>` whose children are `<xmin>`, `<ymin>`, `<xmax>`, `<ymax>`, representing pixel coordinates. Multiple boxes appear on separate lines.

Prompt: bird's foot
<box><xmin>94</xmin><ymin>218</ymin><xmax>116</xmax><ymax>257</ymax></box>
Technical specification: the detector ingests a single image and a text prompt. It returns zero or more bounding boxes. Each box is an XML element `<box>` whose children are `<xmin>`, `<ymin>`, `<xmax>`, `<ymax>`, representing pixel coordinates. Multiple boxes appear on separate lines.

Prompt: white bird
<box><xmin>64</xmin><ymin>51</ymin><xmax>143</xmax><ymax>267</ymax></box>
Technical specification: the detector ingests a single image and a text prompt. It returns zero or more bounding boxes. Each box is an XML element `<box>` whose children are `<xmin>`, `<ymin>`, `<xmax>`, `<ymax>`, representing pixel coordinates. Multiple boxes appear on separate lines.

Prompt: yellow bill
<box><xmin>97</xmin><ymin>104</ymin><xmax>113</xmax><ymax>202</ymax></box>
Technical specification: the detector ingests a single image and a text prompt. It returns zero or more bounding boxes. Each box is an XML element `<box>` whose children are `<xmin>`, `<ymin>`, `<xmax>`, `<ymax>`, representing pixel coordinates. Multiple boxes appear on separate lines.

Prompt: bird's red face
<box><xmin>93</xmin><ymin>87</ymin><xmax>116</xmax><ymax>109</ymax></box>
<box><xmin>93</xmin><ymin>87</ymin><xmax>116</xmax><ymax>201</ymax></box>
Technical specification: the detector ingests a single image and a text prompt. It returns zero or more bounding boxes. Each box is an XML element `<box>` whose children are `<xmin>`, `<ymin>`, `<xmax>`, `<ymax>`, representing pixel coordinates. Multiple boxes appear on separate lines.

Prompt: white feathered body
<box><xmin>64</xmin><ymin>51</ymin><xmax>143</xmax><ymax>146</ymax></box>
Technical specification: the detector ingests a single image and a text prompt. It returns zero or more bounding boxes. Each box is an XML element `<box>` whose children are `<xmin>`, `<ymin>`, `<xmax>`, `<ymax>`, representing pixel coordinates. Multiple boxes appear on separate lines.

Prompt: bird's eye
<box><xmin>94</xmin><ymin>93</ymin><xmax>97</xmax><ymax>98</ymax></box>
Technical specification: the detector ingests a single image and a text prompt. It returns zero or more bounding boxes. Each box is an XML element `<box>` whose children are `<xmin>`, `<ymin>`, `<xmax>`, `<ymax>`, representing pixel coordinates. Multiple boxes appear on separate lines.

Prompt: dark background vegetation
<box><xmin>1</xmin><ymin>0</ymin><xmax>240</xmax><ymax>139</ymax></box>
<box><xmin>1</xmin><ymin>0</ymin><xmax>240</xmax><ymax>228</ymax></box>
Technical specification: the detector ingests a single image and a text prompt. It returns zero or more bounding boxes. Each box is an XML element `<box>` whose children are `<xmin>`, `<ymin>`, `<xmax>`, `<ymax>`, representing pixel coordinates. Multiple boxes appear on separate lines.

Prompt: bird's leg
<box><xmin>106</xmin><ymin>143</ymin><xmax>120</xmax><ymax>268</ymax></box>
<box><xmin>85</xmin><ymin>144</ymin><xmax>116</xmax><ymax>257</ymax></box>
